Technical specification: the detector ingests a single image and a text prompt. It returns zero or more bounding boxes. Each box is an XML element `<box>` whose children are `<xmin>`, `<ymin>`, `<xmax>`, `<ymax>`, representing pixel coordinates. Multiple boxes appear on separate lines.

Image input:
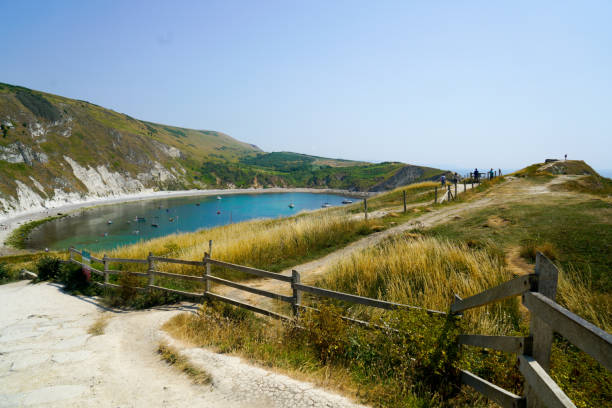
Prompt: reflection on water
<box><xmin>27</xmin><ymin>192</ymin><xmax>353</xmax><ymax>251</ymax></box>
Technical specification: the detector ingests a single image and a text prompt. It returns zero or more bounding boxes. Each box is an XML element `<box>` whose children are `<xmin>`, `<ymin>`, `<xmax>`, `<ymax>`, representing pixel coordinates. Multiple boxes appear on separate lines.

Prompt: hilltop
<box><xmin>0</xmin><ymin>83</ymin><xmax>449</xmax><ymax>217</ymax></box>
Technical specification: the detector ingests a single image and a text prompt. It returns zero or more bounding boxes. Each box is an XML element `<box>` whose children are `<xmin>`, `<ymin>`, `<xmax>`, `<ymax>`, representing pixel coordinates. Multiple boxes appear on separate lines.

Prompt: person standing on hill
<box><xmin>489</xmin><ymin>168</ymin><xmax>494</xmax><ymax>179</ymax></box>
<box><xmin>474</xmin><ymin>168</ymin><xmax>479</xmax><ymax>183</ymax></box>
<box><xmin>565</xmin><ymin>154</ymin><xmax>567</xmax><ymax>160</ymax></box>
<box><xmin>440</xmin><ymin>174</ymin><xmax>446</xmax><ymax>186</ymax></box>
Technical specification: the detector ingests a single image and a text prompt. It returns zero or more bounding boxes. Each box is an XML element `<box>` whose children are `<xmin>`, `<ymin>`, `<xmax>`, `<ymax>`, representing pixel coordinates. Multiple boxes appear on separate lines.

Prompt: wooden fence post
<box><xmin>103</xmin><ymin>254</ymin><xmax>109</xmax><ymax>290</ymax></box>
<box><xmin>364</xmin><ymin>198</ymin><xmax>368</xmax><ymax>221</ymax></box>
<box><xmin>148</xmin><ymin>251</ymin><xmax>155</xmax><ymax>291</ymax></box>
<box><xmin>523</xmin><ymin>252</ymin><xmax>559</xmax><ymax>407</ymax></box>
<box><xmin>69</xmin><ymin>246</ymin><xmax>74</xmax><ymax>262</ymax></box>
<box><xmin>204</xmin><ymin>240</ymin><xmax>212</xmax><ymax>297</ymax></box>
<box><xmin>291</xmin><ymin>270</ymin><xmax>301</xmax><ymax>317</ymax></box>
<box><xmin>464</xmin><ymin>181</ymin><xmax>466</xmax><ymax>192</ymax></box>
<box><xmin>403</xmin><ymin>190</ymin><xmax>407</xmax><ymax>213</ymax></box>
<box><xmin>454</xmin><ymin>180</ymin><xmax>458</xmax><ymax>198</ymax></box>
<box><xmin>447</xmin><ymin>185</ymin><xmax>451</xmax><ymax>201</ymax></box>
<box><xmin>434</xmin><ymin>186</ymin><xmax>438</xmax><ymax>204</ymax></box>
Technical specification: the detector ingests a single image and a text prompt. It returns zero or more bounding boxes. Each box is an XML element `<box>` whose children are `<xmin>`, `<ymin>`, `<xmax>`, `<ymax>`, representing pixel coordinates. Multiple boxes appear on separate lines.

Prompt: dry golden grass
<box><xmin>558</xmin><ymin>267</ymin><xmax>612</xmax><ymax>332</ymax></box>
<box><xmin>87</xmin><ymin>313</ymin><xmax>111</xmax><ymax>336</ymax></box>
<box><xmin>102</xmin><ymin>211</ymin><xmax>369</xmax><ymax>280</ymax></box>
<box><xmin>319</xmin><ymin>235</ymin><xmax>519</xmax><ymax>335</ymax></box>
<box><xmin>157</xmin><ymin>342</ymin><xmax>212</xmax><ymax>385</ymax></box>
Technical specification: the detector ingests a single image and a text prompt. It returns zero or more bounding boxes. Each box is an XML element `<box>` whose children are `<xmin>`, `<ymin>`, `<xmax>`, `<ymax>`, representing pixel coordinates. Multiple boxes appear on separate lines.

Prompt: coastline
<box><xmin>0</xmin><ymin>187</ymin><xmax>373</xmax><ymax>256</ymax></box>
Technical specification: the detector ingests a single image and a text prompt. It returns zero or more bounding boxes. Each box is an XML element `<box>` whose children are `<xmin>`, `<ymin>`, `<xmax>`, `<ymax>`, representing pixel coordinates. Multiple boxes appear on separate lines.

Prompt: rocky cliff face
<box><xmin>0</xmin><ymin>83</ymin><xmax>260</xmax><ymax>218</ymax></box>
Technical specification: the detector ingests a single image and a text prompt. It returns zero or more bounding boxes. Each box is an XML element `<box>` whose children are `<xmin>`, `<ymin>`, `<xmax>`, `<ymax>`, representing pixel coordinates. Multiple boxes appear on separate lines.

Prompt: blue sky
<box><xmin>2</xmin><ymin>1</ymin><xmax>611</xmax><ymax>173</ymax></box>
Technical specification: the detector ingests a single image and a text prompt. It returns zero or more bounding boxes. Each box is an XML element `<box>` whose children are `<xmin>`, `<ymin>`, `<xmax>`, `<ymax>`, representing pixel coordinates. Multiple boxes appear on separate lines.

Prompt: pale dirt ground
<box><xmin>0</xmin><ymin>281</ymin><xmax>365</xmax><ymax>408</ymax></box>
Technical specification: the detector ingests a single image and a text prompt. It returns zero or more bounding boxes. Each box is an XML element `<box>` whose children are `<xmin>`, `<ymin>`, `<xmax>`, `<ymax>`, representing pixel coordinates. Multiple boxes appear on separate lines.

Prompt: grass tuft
<box><xmin>88</xmin><ymin>314</ymin><xmax>111</xmax><ymax>336</ymax></box>
<box><xmin>157</xmin><ymin>342</ymin><xmax>212</xmax><ymax>385</ymax></box>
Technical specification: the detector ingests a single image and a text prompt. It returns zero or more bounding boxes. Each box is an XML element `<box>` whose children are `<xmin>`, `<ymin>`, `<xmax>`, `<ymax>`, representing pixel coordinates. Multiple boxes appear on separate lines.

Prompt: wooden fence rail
<box><xmin>452</xmin><ymin>252</ymin><xmax>611</xmax><ymax>408</ymax></box>
<box><xmin>64</xmin><ymin>247</ymin><xmax>609</xmax><ymax>407</ymax></box>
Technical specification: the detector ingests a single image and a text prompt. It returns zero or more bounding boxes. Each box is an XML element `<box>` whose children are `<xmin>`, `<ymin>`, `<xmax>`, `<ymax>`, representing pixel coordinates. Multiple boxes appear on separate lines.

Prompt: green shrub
<box><xmin>0</xmin><ymin>263</ymin><xmax>17</xmax><ymax>283</ymax></box>
<box><xmin>58</xmin><ymin>262</ymin><xmax>90</xmax><ymax>292</ymax></box>
<box><xmin>36</xmin><ymin>256</ymin><xmax>62</xmax><ymax>280</ymax></box>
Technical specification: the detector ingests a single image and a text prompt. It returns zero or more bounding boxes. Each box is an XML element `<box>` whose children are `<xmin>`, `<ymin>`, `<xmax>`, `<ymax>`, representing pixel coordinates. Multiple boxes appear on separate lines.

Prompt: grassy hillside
<box><xmin>0</xmin><ymin>82</ymin><xmax>261</xmax><ymax>204</ymax></box>
<box><xmin>200</xmin><ymin>151</ymin><xmax>449</xmax><ymax>191</ymax></box>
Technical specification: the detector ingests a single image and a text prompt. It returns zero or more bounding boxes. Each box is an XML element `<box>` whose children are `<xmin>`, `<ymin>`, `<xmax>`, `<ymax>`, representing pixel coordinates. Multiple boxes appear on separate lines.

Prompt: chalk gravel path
<box><xmin>0</xmin><ymin>281</ymin><xmax>365</xmax><ymax>408</ymax></box>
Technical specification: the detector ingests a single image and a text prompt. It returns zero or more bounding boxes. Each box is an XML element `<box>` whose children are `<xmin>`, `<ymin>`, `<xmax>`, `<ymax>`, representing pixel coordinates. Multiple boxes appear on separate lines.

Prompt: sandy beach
<box><xmin>0</xmin><ymin>187</ymin><xmax>371</xmax><ymax>256</ymax></box>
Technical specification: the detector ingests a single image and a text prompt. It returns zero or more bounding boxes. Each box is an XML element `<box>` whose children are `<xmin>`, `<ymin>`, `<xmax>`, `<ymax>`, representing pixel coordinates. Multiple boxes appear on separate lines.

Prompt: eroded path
<box><xmin>0</xmin><ymin>281</ymin><xmax>364</xmax><ymax>408</ymax></box>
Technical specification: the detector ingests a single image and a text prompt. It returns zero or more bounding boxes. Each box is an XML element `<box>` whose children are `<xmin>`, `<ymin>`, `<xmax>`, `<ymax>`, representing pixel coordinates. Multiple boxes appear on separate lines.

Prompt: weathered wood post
<box><xmin>434</xmin><ymin>186</ymin><xmax>438</xmax><ymax>204</ymax></box>
<box><xmin>364</xmin><ymin>198</ymin><xmax>368</xmax><ymax>221</ymax></box>
<box><xmin>291</xmin><ymin>270</ymin><xmax>301</xmax><ymax>317</ymax></box>
<box><xmin>204</xmin><ymin>240</ymin><xmax>212</xmax><ymax>297</ymax></box>
<box><xmin>447</xmin><ymin>185</ymin><xmax>451</xmax><ymax>201</ymax></box>
<box><xmin>147</xmin><ymin>251</ymin><xmax>155</xmax><ymax>291</ymax></box>
<box><xmin>523</xmin><ymin>252</ymin><xmax>559</xmax><ymax>407</ymax></box>
<box><xmin>454</xmin><ymin>180</ymin><xmax>458</xmax><ymax>198</ymax></box>
<box><xmin>464</xmin><ymin>180</ymin><xmax>466</xmax><ymax>192</ymax></box>
<box><xmin>403</xmin><ymin>190</ymin><xmax>407</xmax><ymax>213</ymax></box>
<box><xmin>103</xmin><ymin>254</ymin><xmax>109</xmax><ymax>290</ymax></box>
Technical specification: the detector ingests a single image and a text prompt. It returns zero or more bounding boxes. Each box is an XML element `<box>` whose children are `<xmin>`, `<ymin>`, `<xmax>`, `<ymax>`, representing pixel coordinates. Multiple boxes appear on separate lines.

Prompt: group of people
<box><xmin>472</xmin><ymin>168</ymin><xmax>501</xmax><ymax>182</ymax></box>
<box><xmin>440</xmin><ymin>168</ymin><xmax>502</xmax><ymax>186</ymax></box>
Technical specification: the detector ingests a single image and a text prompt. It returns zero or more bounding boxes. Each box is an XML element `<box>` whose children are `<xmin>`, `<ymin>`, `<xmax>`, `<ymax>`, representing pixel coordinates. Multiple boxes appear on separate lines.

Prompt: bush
<box><xmin>36</xmin><ymin>256</ymin><xmax>63</xmax><ymax>280</ymax></box>
<box><xmin>0</xmin><ymin>263</ymin><xmax>17</xmax><ymax>283</ymax></box>
<box><xmin>58</xmin><ymin>262</ymin><xmax>91</xmax><ymax>292</ymax></box>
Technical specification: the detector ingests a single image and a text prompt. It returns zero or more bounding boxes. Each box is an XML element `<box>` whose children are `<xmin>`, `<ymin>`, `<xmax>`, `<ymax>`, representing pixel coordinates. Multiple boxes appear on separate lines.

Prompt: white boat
<box><xmin>321</xmin><ymin>203</ymin><xmax>331</xmax><ymax>208</ymax></box>
<box><xmin>217</xmin><ymin>196</ymin><xmax>222</xmax><ymax>200</ymax></box>
<box><xmin>342</xmin><ymin>199</ymin><xmax>353</xmax><ymax>204</ymax></box>
<box><xmin>289</xmin><ymin>203</ymin><xmax>295</xmax><ymax>208</ymax></box>
<box><xmin>107</xmin><ymin>220</ymin><xmax>113</xmax><ymax>224</ymax></box>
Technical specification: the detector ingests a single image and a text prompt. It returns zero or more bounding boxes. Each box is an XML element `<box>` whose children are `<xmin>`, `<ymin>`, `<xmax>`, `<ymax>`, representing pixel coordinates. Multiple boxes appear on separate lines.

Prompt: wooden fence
<box><xmin>66</xmin><ymin>247</ymin><xmax>610</xmax><ymax>407</ymax></box>
<box><xmin>452</xmin><ymin>252</ymin><xmax>611</xmax><ymax>408</ymax></box>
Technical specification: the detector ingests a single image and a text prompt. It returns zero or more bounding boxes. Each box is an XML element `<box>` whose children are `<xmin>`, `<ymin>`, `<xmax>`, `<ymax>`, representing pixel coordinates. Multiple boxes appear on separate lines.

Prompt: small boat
<box><xmin>341</xmin><ymin>199</ymin><xmax>353</xmax><ymax>204</ymax></box>
<box><xmin>133</xmin><ymin>230</ymin><xmax>140</xmax><ymax>235</ymax></box>
<box><xmin>151</xmin><ymin>223</ymin><xmax>159</xmax><ymax>228</ymax></box>
<box><xmin>289</xmin><ymin>203</ymin><xmax>295</xmax><ymax>208</ymax></box>
<box><xmin>107</xmin><ymin>220</ymin><xmax>113</xmax><ymax>224</ymax></box>
<box><xmin>216</xmin><ymin>210</ymin><xmax>221</xmax><ymax>215</ymax></box>
<box><xmin>321</xmin><ymin>203</ymin><xmax>331</xmax><ymax>208</ymax></box>
<box><xmin>166</xmin><ymin>208</ymin><xmax>169</xmax><ymax>212</ymax></box>
<box><xmin>104</xmin><ymin>232</ymin><xmax>108</xmax><ymax>237</ymax></box>
<box><xmin>196</xmin><ymin>203</ymin><xmax>200</xmax><ymax>206</ymax></box>
<box><xmin>169</xmin><ymin>217</ymin><xmax>174</xmax><ymax>222</ymax></box>
<box><xmin>136</xmin><ymin>217</ymin><xmax>146</xmax><ymax>222</ymax></box>
<box><xmin>217</xmin><ymin>196</ymin><xmax>222</xmax><ymax>200</ymax></box>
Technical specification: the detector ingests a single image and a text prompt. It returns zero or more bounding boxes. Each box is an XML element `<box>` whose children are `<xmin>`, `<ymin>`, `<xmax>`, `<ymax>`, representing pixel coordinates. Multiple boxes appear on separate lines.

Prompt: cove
<box><xmin>26</xmin><ymin>192</ymin><xmax>354</xmax><ymax>252</ymax></box>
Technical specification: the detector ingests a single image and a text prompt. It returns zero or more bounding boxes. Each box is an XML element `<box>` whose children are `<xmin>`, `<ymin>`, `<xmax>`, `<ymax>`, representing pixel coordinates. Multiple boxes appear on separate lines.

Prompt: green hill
<box><xmin>0</xmin><ymin>82</ymin><xmax>449</xmax><ymax>215</ymax></box>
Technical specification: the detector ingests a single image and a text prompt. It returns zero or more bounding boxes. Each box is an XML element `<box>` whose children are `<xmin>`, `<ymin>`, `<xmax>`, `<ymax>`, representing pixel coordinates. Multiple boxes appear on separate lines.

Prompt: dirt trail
<box><xmin>0</xmin><ymin>281</ymin><xmax>365</xmax><ymax>408</ymax></box>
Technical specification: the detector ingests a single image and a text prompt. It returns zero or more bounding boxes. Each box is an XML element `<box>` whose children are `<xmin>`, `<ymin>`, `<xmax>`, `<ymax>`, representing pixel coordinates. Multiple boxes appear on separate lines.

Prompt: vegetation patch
<box><xmin>5</xmin><ymin>214</ymin><xmax>67</xmax><ymax>249</ymax></box>
<box><xmin>0</xmin><ymin>262</ymin><xmax>19</xmax><ymax>284</ymax></box>
<box><xmin>157</xmin><ymin>342</ymin><xmax>212</xmax><ymax>385</ymax></box>
<box><xmin>15</xmin><ymin>89</ymin><xmax>61</xmax><ymax>122</ymax></box>
<box><xmin>88</xmin><ymin>314</ymin><xmax>111</xmax><ymax>336</ymax></box>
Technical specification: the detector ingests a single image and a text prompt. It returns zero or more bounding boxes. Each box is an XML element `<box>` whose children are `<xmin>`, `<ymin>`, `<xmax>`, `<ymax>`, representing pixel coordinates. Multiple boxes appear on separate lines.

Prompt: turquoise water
<box><xmin>27</xmin><ymin>192</ymin><xmax>354</xmax><ymax>252</ymax></box>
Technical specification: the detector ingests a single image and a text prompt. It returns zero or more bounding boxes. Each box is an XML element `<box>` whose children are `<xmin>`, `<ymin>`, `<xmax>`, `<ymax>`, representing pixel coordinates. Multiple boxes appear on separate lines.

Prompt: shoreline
<box><xmin>0</xmin><ymin>187</ymin><xmax>373</xmax><ymax>256</ymax></box>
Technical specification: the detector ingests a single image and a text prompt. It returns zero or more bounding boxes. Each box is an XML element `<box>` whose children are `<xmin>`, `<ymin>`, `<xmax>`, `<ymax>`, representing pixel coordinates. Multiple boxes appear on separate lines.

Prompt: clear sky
<box><xmin>2</xmin><ymin>1</ymin><xmax>611</xmax><ymax>173</ymax></box>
